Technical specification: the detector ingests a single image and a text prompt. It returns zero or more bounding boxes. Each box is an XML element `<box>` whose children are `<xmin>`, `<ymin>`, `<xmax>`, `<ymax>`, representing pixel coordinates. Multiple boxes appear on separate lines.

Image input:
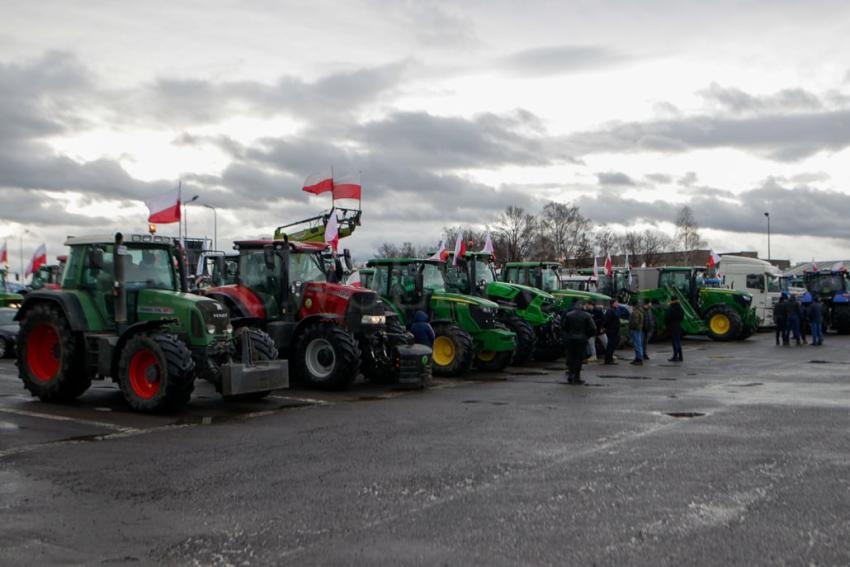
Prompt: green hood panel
<box><xmin>431</xmin><ymin>291</ymin><xmax>499</xmax><ymax>310</ymax></box>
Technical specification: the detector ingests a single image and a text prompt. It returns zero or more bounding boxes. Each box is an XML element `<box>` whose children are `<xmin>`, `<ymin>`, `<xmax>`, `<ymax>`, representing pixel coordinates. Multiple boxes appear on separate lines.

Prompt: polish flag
<box><xmin>325</xmin><ymin>210</ymin><xmax>340</xmax><ymax>252</ymax></box>
<box><xmin>481</xmin><ymin>232</ymin><xmax>495</xmax><ymax>258</ymax></box>
<box><xmin>604</xmin><ymin>254</ymin><xmax>613</xmax><ymax>277</ymax></box>
<box><xmin>812</xmin><ymin>259</ymin><xmax>818</xmax><ymax>271</ymax></box>
<box><xmin>145</xmin><ymin>186</ymin><xmax>181</xmax><ymax>224</ymax></box>
<box><xmin>26</xmin><ymin>243</ymin><xmax>47</xmax><ymax>276</ymax></box>
<box><xmin>452</xmin><ymin>234</ymin><xmax>466</xmax><ymax>266</ymax></box>
<box><xmin>303</xmin><ymin>169</ymin><xmax>334</xmax><ymax>194</ymax></box>
<box><xmin>592</xmin><ymin>255</ymin><xmax>599</xmax><ymax>280</ymax></box>
<box><xmin>332</xmin><ymin>173</ymin><xmax>362</xmax><ymax>201</ymax></box>
<box><xmin>707</xmin><ymin>250</ymin><xmax>721</xmax><ymax>268</ymax></box>
<box><xmin>0</xmin><ymin>241</ymin><xmax>7</xmax><ymax>266</ymax></box>
<box><xmin>832</xmin><ymin>261</ymin><xmax>844</xmax><ymax>271</ymax></box>
<box><xmin>427</xmin><ymin>240</ymin><xmax>447</xmax><ymax>262</ymax></box>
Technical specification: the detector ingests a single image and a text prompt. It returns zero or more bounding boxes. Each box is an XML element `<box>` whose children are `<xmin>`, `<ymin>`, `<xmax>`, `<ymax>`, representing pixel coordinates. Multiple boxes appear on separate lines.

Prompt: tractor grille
<box><xmin>469</xmin><ymin>305</ymin><xmax>498</xmax><ymax>329</ymax></box>
<box><xmin>346</xmin><ymin>290</ymin><xmax>385</xmax><ymax>331</ymax></box>
<box><xmin>196</xmin><ymin>298</ymin><xmax>230</xmax><ymax>335</ymax></box>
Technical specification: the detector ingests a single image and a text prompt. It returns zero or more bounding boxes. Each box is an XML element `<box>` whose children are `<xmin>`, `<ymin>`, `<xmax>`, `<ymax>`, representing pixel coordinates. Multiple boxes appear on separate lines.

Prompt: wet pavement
<box><xmin>1</xmin><ymin>334</ymin><xmax>850</xmax><ymax>565</ymax></box>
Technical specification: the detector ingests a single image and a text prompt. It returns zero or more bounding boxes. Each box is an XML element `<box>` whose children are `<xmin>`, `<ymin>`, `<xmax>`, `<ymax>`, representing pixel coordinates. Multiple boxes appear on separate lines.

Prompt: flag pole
<box><xmin>178</xmin><ymin>180</ymin><xmax>183</xmax><ymax>242</ymax></box>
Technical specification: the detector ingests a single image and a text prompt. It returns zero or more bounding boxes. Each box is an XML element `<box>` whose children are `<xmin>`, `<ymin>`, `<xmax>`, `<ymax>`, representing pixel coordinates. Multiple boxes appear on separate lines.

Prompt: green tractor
<box><xmin>631</xmin><ymin>266</ymin><xmax>758</xmax><ymax>341</ymax></box>
<box><xmin>14</xmin><ymin>233</ymin><xmax>288</xmax><ymax>412</ymax></box>
<box><xmin>364</xmin><ymin>258</ymin><xmax>517</xmax><ymax>376</ymax></box>
<box><xmin>0</xmin><ymin>268</ymin><xmax>24</xmax><ymax>309</ymax></box>
<box><xmin>443</xmin><ymin>252</ymin><xmax>559</xmax><ymax>363</ymax></box>
<box><xmin>502</xmin><ymin>262</ymin><xmax>614</xmax><ymax>312</ymax></box>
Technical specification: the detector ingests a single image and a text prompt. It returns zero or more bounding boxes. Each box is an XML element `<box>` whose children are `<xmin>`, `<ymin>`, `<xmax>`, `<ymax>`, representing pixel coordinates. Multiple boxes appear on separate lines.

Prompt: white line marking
<box><xmin>0</xmin><ymin>407</ymin><xmax>138</xmax><ymax>433</ymax></box>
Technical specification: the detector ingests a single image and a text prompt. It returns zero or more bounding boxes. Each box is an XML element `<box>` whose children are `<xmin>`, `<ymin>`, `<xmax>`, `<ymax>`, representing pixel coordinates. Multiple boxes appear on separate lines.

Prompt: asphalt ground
<box><xmin>2</xmin><ymin>333</ymin><xmax>850</xmax><ymax>566</ymax></box>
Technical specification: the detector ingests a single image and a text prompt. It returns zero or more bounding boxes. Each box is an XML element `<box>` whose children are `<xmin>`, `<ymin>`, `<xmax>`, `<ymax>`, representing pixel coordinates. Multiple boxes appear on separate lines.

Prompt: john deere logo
<box><xmin>305</xmin><ymin>298</ymin><xmax>313</xmax><ymax>309</ymax></box>
<box><xmin>421</xmin><ymin>355</ymin><xmax>429</xmax><ymax>365</ymax></box>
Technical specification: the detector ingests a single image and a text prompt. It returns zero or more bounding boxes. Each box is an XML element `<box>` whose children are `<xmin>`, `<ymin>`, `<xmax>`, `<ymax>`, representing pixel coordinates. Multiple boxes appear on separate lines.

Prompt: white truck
<box><xmin>717</xmin><ymin>255</ymin><xmax>793</xmax><ymax>327</ymax></box>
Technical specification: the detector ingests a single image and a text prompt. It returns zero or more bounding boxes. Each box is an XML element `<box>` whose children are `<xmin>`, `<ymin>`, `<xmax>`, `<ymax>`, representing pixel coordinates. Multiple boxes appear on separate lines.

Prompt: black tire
<box><xmin>833</xmin><ymin>305</ymin><xmax>850</xmax><ymax>334</ymax></box>
<box><xmin>17</xmin><ymin>302</ymin><xmax>90</xmax><ymax>401</ymax></box>
<box><xmin>118</xmin><ymin>333</ymin><xmax>195</xmax><ymax>412</ymax></box>
<box><xmin>0</xmin><ymin>338</ymin><xmax>7</xmax><ymax>359</ymax></box>
<box><xmin>295</xmin><ymin>323</ymin><xmax>360</xmax><ymax>390</ymax></box>
<box><xmin>500</xmin><ymin>314</ymin><xmax>536</xmax><ymax>365</ymax></box>
<box><xmin>431</xmin><ymin>323</ymin><xmax>474</xmax><ymax>377</ymax></box>
<box><xmin>226</xmin><ymin>328</ymin><xmax>279</xmax><ymax>401</ymax></box>
<box><xmin>704</xmin><ymin>305</ymin><xmax>743</xmax><ymax>342</ymax></box>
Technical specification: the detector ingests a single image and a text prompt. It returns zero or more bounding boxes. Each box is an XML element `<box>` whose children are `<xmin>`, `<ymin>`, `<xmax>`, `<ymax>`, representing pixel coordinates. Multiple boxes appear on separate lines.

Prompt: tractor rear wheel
<box><xmin>833</xmin><ymin>305</ymin><xmax>850</xmax><ymax>334</ymax></box>
<box><xmin>0</xmin><ymin>338</ymin><xmax>8</xmax><ymax>359</ymax></box>
<box><xmin>295</xmin><ymin>324</ymin><xmax>360</xmax><ymax>389</ymax></box>
<box><xmin>704</xmin><ymin>306</ymin><xmax>743</xmax><ymax>341</ymax></box>
<box><xmin>118</xmin><ymin>333</ymin><xmax>195</xmax><ymax>412</ymax></box>
<box><xmin>18</xmin><ymin>303</ymin><xmax>90</xmax><ymax>401</ymax></box>
<box><xmin>225</xmin><ymin>328</ymin><xmax>279</xmax><ymax>401</ymax></box>
<box><xmin>500</xmin><ymin>315</ymin><xmax>536</xmax><ymax>365</ymax></box>
<box><xmin>431</xmin><ymin>323</ymin><xmax>474</xmax><ymax>377</ymax></box>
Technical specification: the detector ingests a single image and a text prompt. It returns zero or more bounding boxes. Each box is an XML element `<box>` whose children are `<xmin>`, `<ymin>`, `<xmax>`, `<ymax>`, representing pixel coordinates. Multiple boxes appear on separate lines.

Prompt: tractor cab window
<box><xmin>540</xmin><ymin>267</ymin><xmax>560</xmax><ymax>292</ymax></box>
<box><xmin>289</xmin><ymin>252</ymin><xmax>325</xmax><ymax>284</ymax></box>
<box><xmin>123</xmin><ymin>247</ymin><xmax>176</xmax><ymax>290</ymax></box>
<box><xmin>443</xmin><ymin>263</ymin><xmax>468</xmax><ymax>292</ymax></box>
<box><xmin>422</xmin><ymin>263</ymin><xmax>446</xmax><ymax>292</ymax></box>
<box><xmin>596</xmin><ymin>274</ymin><xmax>613</xmax><ymax>296</ymax></box>
<box><xmin>779</xmin><ymin>277</ymin><xmax>791</xmax><ymax>292</ymax></box>
<box><xmin>239</xmin><ymin>250</ymin><xmax>280</xmax><ymax>294</ymax></box>
<box><xmin>474</xmin><ymin>259</ymin><xmax>496</xmax><ymax>285</ymax></box>
<box><xmin>504</xmin><ymin>267</ymin><xmax>522</xmax><ymax>285</ymax></box>
<box><xmin>367</xmin><ymin>266</ymin><xmax>389</xmax><ymax>295</ymax></box>
<box><xmin>79</xmin><ymin>245</ymin><xmax>114</xmax><ymax>293</ymax></box>
<box><xmin>659</xmin><ymin>270</ymin><xmax>691</xmax><ymax>295</ymax></box>
<box><xmin>693</xmin><ymin>270</ymin><xmax>706</xmax><ymax>290</ymax></box>
<box><xmin>808</xmin><ymin>274</ymin><xmax>848</xmax><ymax>294</ymax></box>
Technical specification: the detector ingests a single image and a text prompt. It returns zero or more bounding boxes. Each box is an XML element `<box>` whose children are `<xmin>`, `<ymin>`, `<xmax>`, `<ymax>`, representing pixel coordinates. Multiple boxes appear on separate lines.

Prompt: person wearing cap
<box><xmin>667</xmin><ymin>296</ymin><xmax>684</xmax><ymax>362</ymax></box>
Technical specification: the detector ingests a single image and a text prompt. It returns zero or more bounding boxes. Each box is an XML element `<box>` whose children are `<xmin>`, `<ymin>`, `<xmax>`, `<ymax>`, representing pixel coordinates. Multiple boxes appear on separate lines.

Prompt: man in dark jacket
<box><xmin>603</xmin><ymin>300</ymin><xmax>622</xmax><ymax>365</ymax></box>
<box><xmin>774</xmin><ymin>295</ymin><xmax>789</xmax><ymax>346</ymax></box>
<box><xmin>410</xmin><ymin>310</ymin><xmax>435</xmax><ymax>347</ymax></box>
<box><xmin>667</xmin><ymin>297</ymin><xmax>684</xmax><ymax>362</ymax></box>
<box><xmin>787</xmin><ymin>295</ymin><xmax>802</xmax><ymax>346</ymax></box>
<box><xmin>809</xmin><ymin>296</ymin><xmax>824</xmax><ymax>346</ymax></box>
<box><xmin>642</xmin><ymin>299</ymin><xmax>657</xmax><ymax>360</ymax></box>
<box><xmin>561</xmin><ymin>301</ymin><xmax>597</xmax><ymax>384</ymax></box>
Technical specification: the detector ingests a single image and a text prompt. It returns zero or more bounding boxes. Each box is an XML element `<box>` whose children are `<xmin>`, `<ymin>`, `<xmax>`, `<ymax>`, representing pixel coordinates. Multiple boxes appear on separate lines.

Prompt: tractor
<box><xmin>631</xmin><ymin>267</ymin><xmax>758</xmax><ymax>341</ymax></box>
<box><xmin>803</xmin><ymin>270</ymin><xmax>850</xmax><ymax>334</ymax></box>
<box><xmin>364</xmin><ymin>257</ymin><xmax>517</xmax><ymax>376</ymax></box>
<box><xmin>0</xmin><ymin>268</ymin><xmax>24</xmax><ymax>309</ymax></box>
<box><xmin>14</xmin><ymin>233</ymin><xmax>288</xmax><ymax>412</ymax></box>
<box><xmin>502</xmin><ymin>262</ymin><xmax>614</xmax><ymax>311</ymax></box>
<box><xmin>443</xmin><ymin>252</ymin><xmax>560</xmax><ymax>363</ymax></box>
<box><xmin>204</xmin><ymin>239</ymin><xmax>431</xmax><ymax>389</ymax></box>
<box><xmin>29</xmin><ymin>256</ymin><xmax>67</xmax><ymax>291</ymax></box>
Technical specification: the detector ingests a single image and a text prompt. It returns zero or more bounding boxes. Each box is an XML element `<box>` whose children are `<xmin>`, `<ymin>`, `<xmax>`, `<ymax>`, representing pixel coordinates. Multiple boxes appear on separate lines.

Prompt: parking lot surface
<box><xmin>2</xmin><ymin>334</ymin><xmax>850</xmax><ymax>566</ymax></box>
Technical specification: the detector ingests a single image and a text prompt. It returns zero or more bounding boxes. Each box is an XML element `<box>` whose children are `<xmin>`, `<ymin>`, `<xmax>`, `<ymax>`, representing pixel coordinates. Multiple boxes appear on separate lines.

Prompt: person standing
<box><xmin>642</xmin><ymin>299</ymin><xmax>657</xmax><ymax>360</ymax></box>
<box><xmin>629</xmin><ymin>302</ymin><xmax>645</xmax><ymax>365</ymax></box>
<box><xmin>591</xmin><ymin>301</ymin><xmax>607</xmax><ymax>362</ymax></box>
<box><xmin>774</xmin><ymin>294</ymin><xmax>789</xmax><ymax>346</ymax></box>
<box><xmin>787</xmin><ymin>294</ymin><xmax>802</xmax><ymax>346</ymax></box>
<box><xmin>561</xmin><ymin>301</ymin><xmax>597</xmax><ymax>385</ymax></box>
<box><xmin>410</xmin><ymin>310</ymin><xmax>435</xmax><ymax>347</ymax></box>
<box><xmin>809</xmin><ymin>296</ymin><xmax>824</xmax><ymax>346</ymax></box>
<box><xmin>668</xmin><ymin>296</ymin><xmax>684</xmax><ymax>362</ymax></box>
<box><xmin>603</xmin><ymin>300</ymin><xmax>622</xmax><ymax>364</ymax></box>
<box><xmin>799</xmin><ymin>293</ymin><xmax>811</xmax><ymax>344</ymax></box>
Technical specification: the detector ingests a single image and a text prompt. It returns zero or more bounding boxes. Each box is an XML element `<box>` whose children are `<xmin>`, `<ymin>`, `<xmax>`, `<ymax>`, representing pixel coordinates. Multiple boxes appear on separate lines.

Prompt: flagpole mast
<box><xmin>178</xmin><ymin>181</ymin><xmax>183</xmax><ymax>242</ymax></box>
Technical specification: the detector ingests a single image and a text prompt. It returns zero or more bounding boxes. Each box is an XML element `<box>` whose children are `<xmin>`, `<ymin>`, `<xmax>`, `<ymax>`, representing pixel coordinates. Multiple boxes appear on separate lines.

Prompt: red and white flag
<box><xmin>812</xmin><ymin>258</ymin><xmax>818</xmax><ymax>271</ymax></box>
<box><xmin>0</xmin><ymin>241</ymin><xmax>7</xmax><ymax>266</ymax></box>
<box><xmin>604</xmin><ymin>254</ymin><xmax>613</xmax><ymax>277</ymax></box>
<box><xmin>592</xmin><ymin>256</ymin><xmax>599</xmax><ymax>279</ymax></box>
<box><xmin>707</xmin><ymin>250</ymin><xmax>721</xmax><ymax>268</ymax></box>
<box><xmin>26</xmin><ymin>243</ymin><xmax>47</xmax><ymax>276</ymax></box>
<box><xmin>832</xmin><ymin>261</ymin><xmax>845</xmax><ymax>271</ymax></box>
<box><xmin>427</xmin><ymin>240</ymin><xmax>447</xmax><ymax>262</ymax></box>
<box><xmin>303</xmin><ymin>169</ymin><xmax>334</xmax><ymax>195</ymax></box>
<box><xmin>145</xmin><ymin>186</ymin><xmax>181</xmax><ymax>224</ymax></box>
<box><xmin>481</xmin><ymin>232</ymin><xmax>495</xmax><ymax>258</ymax></box>
<box><xmin>452</xmin><ymin>234</ymin><xmax>466</xmax><ymax>266</ymax></box>
<box><xmin>332</xmin><ymin>173</ymin><xmax>362</xmax><ymax>201</ymax></box>
<box><xmin>325</xmin><ymin>210</ymin><xmax>340</xmax><ymax>252</ymax></box>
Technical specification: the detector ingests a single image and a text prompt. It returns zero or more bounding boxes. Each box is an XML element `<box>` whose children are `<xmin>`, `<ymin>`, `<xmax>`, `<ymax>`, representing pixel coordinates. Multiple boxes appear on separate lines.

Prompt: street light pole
<box><xmin>764</xmin><ymin>212</ymin><xmax>771</xmax><ymax>262</ymax></box>
<box><xmin>203</xmin><ymin>204</ymin><xmax>217</xmax><ymax>250</ymax></box>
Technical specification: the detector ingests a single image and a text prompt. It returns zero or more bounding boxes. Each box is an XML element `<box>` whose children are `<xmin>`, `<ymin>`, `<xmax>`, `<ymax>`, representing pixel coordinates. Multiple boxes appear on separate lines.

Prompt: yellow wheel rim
<box><xmin>432</xmin><ymin>335</ymin><xmax>456</xmax><ymax>366</ymax></box>
<box><xmin>710</xmin><ymin>313</ymin><xmax>731</xmax><ymax>335</ymax></box>
<box><xmin>477</xmin><ymin>350</ymin><xmax>496</xmax><ymax>362</ymax></box>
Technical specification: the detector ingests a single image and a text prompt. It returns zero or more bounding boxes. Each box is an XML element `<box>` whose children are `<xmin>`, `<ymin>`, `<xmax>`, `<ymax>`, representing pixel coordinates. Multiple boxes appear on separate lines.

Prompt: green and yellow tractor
<box><xmin>15</xmin><ymin>233</ymin><xmax>288</xmax><ymax>412</ymax></box>
<box><xmin>502</xmin><ymin>262</ymin><xmax>614</xmax><ymax>311</ymax></box>
<box><xmin>364</xmin><ymin>258</ymin><xmax>517</xmax><ymax>376</ymax></box>
<box><xmin>444</xmin><ymin>252</ymin><xmax>560</xmax><ymax>363</ymax></box>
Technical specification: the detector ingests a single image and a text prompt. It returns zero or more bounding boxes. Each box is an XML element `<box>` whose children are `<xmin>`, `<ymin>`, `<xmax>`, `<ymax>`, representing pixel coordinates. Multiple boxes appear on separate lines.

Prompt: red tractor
<box><xmin>205</xmin><ymin>239</ymin><xmax>431</xmax><ymax>389</ymax></box>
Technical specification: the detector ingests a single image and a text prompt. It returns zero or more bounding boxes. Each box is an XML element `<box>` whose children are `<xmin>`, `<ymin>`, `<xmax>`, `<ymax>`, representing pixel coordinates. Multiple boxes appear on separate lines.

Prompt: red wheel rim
<box><xmin>128</xmin><ymin>349</ymin><xmax>162</xmax><ymax>399</ymax></box>
<box><xmin>27</xmin><ymin>323</ymin><xmax>60</xmax><ymax>382</ymax></box>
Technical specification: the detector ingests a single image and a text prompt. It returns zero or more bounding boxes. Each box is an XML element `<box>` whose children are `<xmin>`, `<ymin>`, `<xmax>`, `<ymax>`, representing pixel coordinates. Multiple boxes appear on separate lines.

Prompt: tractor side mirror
<box><xmin>414</xmin><ymin>271</ymin><xmax>424</xmax><ymax>297</ymax></box>
<box><xmin>88</xmin><ymin>247</ymin><xmax>104</xmax><ymax>271</ymax></box>
<box><xmin>213</xmin><ymin>256</ymin><xmax>226</xmax><ymax>285</ymax></box>
<box><xmin>343</xmin><ymin>248</ymin><xmax>353</xmax><ymax>272</ymax></box>
<box><xmin>263</xmin><ymin>246</ymin><xmax>276</xmax><ymax>270</ymax></box>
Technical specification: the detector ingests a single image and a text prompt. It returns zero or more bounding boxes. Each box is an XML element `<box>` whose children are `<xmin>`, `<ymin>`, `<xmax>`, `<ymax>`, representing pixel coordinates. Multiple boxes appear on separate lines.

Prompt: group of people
<box><xmin>773</xmin><ymin>292</ymin><xmax>824</xmax><ymax>346</ymax></box>
<box><xmin>561</xmin><ymin>297</ymin><xmax>685</xmax><ymax>385</ymax></box>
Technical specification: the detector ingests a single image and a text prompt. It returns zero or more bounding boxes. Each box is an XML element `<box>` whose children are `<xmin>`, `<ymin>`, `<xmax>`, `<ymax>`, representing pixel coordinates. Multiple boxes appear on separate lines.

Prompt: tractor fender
<box><xmin>14</xmin><ymin>291</ymin><xmax>87</xmax><ymax>331</ymax></box>
<box><xmin>205</xmin><ymin>291</ymin><xmax>251</xmax><ymax>318</ymax></box>
<box><xmin>111</xmin><ymin>319</ymin><xmax>178</xmax><ymax>378</ymax></box>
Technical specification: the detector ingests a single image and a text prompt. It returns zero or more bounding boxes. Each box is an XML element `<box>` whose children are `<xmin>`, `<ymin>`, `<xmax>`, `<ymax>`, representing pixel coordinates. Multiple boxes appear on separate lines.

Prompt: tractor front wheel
<box><xmin>295</xmin><ymin>324</ymin><xmax>360</xmax><ymax>389</ymax></box>
<box><xmin>500</xmin><ymin>315</ymin><xmax>536</xmax><ymax>366</ymax></box>
<box><xmin>225</xmin><ymin>328</ymin><xmax>279</xmax><ymax>401</ymax></box>
<box><xmin>704</xmin><ymin>306</ymin><xmax>743</xmax><ymax>341</ymax></box>
<box><xmin>118</xmin><ymin>333</ymin><xmax>195</xmax><ymax>412</ymax></box>
<box><xmin>18</xmin><ymin>303</ymin><xmax>89</xmax><ymax>401</ymax></box>
<box><xmin>431</xmin><ymin>323</ymin><xmax>474</xmax><ymax>377</ymax></box>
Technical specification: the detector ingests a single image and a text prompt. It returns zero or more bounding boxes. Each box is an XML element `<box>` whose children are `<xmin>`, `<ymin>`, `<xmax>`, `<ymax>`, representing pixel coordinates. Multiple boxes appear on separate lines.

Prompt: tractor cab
<box><xmin>30</xmin><ymin>263</ymin><xmax>63</xmax><ymax>291</ymax></box>
<box><xmin>194</xmin><ymin>250</ymin><xmax>238</xmax><ymax>290</ymax></box>
<box><xmin>0</xmin><ymin>268</ymin><xmax>23</xmax><ymax>309</ymax></box>
<box><xmin>504</xmin><ymin>262</ymin><xmax>613</xmax><ymax>311</ymax></box>
<box><xmin>803</xmin><ymin>270</ymin><xmax>850</xmax><ymax>333</ymax></box>
<box><xmin>364</xmin><ymin>258</ymin><xmax>435</xmax><ymax>325</ymax></box>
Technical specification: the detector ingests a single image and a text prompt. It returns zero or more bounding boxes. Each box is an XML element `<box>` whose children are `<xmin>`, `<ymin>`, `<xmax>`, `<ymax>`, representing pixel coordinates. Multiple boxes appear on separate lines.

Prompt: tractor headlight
<box><xmin>226</xmin><ymin>323</ymin><xmax>233</xmax><ymax>334</ymax></box>
<box><xmin>206</xmin><ymin>324</ymin><xmax>217</xmax><ymax>335</ymax></box>
<box><xmin>361</xmin><ymin>314</ymin><xmax>386</xmax><ymax>325</ymax></box>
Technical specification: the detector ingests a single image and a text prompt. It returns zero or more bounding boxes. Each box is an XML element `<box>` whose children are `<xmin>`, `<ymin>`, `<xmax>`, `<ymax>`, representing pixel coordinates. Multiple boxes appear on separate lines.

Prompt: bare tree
<box><xmin>674</xmin><ymin>205</ymin><xmax>707</xmax><ymax>264</ymax></box>
<box><xmin>495</xmin><ymin>206</ymin><xmax>537</xmax><ymax>261</ymax></box>
<box><xmin>641</xmin><ymin>229</ymin><xmax>673</xmax><ymax>266</ymax></box>
<box><xmin>375</xmin><ymin>242</ymin><xmax>400</xmax><ymax>258</ymax></box>
<box><xmin>538</xmin><ymin>201</ymin><xmax>592</xmax><ymax>263</ymax></box>
<box><xmin>593</xmin><ymin>227</ymin><xmax>620</xmax><ymax>259</ymax></box>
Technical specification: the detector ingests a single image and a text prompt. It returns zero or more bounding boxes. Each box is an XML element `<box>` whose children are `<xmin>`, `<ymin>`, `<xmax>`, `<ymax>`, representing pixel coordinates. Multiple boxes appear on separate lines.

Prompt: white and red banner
<box><xmin>427</xmin><ymin>240</ymin><xmax>447</xmax><ymax>262</ymax></box>
<box><xmin>146</xmin><ymin>186</ymin><xmax>181</xmax><ymax>224</ymax></box>
<box><xmin>325</xmin><ymin>210</ymin><xmax>340</xmax><ymax>252</ymax></box>
<box><xmin>481</xmin><ymin>232</ymin><xmax>495</xmax><ymax>258</ymax></box>
<box><xmin>0</xmin><ymin>241</ymin><xmax>7</xmax><ymax>266</ymax></box>
<box><xmin>707</xmin><ymin>250</ymin><xmax>721</xmax><ymax>268</ymax></box>
<box><xmin>26</xmin><ymin>243</ymin><xmax>47</xmax><ymax>276</ymax></box>
<box><xmin>604</xmin><ymin>254</ymin><xmax>613</xmax><ymax>277</ymax></box>
<box><xmin>452</xmin><ymin>234</ymin><xmax>466</xmax><ymax>266</ymax></box>
<box><xmin>332</xmin><ymin>173</ymin><xmax>362</xmax><ymax>201</ymax></box>
<box><xmin>303</xmin><ymin>169</ymin><xmax>334</xmax><ymax>195</ymax></box>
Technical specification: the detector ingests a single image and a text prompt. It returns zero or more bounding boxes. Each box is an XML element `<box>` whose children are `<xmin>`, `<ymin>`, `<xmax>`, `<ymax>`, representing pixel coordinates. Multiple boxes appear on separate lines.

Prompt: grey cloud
<box><xmin>496</xmin><ymin>44</ymin><xmax>629</xmax><ymax>77</ymax></box>
<box><xmin>596</xmin><ymin>172</ymin><xmax>634</xmax><ymax>186</ymax></box>
<box><xmin>699</xmin><ymin>82</ymin><xmax>822</xmax><ymax>114</ymax></box>
<box><xmin>645</xmin><ymin>173</ymin><xmax>672</xmax><ymax>184</ymax></box>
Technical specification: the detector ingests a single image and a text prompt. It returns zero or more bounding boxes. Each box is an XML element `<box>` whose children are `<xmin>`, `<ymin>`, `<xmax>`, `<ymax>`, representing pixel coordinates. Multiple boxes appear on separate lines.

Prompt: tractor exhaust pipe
<box><xmin>176</xmin><ymin>240</ymin><xmax>189</xmax><ymax>292</ymax></box>
<box><xmin>114</xmin><ymin>232</ymin><xmax>127</xmax><ymax>328</ymax></box>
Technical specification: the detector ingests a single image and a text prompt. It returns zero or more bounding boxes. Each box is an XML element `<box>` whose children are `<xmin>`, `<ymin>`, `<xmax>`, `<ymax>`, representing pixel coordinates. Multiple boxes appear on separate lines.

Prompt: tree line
<box><xmin>374</xmin><ymin>202</ymin><xmax>707</xmax><ymax>267</ymax></box>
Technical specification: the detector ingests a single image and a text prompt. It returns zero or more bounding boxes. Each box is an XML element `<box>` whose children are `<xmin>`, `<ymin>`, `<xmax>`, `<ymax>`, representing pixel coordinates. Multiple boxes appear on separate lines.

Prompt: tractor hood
<box><xmin>552</xmin><ymin>289</ymin><xmax>612</xmax><ymax>303</ymax></box>
<box><xmin>495</xmin><ymin>281</ymin><xmax>556</xmax><ymax>300</ymax></box>
<box><xmin>431</xmin><ymin>290</ymin><xmax>500</xmax><ymax>310</ymax></box>
<box><xmin>700</xmin><ymin>288</ymin><xmax>752</xmax><ymax>299</ymax></box>
<box><xmin>136</xmin><ymin>289</ymin><xmax>231</xmax><ymax>342</ymax></box>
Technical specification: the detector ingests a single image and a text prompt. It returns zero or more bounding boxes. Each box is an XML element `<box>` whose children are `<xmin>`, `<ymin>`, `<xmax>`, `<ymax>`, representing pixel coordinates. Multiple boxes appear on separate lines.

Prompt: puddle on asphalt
<box><xmin>598</xmin><ymin>375</ymin><xmax>651</xmax><ymax>380</ymax></box>
<box><xmin>0</xmin><ymin>420</ymin><xmax>19</xmax><ymax>431</ymax></box>
<box><xmin>462</xmin><ymin>400</ymin><xmax>480</xmax><ymax>404</ymax></box>
<box><xmin>729</xmin><ymin>382</ymin><xmax>763</xmax><ymax>387</ymax></box>
<box><xmin>666</xmin><ymin>412</ymin><xmax>706</xmax><ymax>418</ymax></box>
<box><xmin>505</xmin><ymin>370</ymin><xmax>548</xmax><ymax>376</ymax></box>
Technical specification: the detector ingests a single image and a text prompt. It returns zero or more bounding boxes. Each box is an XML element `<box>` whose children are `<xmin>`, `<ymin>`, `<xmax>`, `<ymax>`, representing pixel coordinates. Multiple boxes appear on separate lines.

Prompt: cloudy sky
<box><xmin>3</xmin><ymin>0</ymin><xmax>850</xmax><ymax>273</ymax></box>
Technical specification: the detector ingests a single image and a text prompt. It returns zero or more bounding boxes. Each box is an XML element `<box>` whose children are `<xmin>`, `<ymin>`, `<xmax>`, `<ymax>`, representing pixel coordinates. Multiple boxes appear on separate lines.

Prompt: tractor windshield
<box><xmin>422</xmin><ymin>263</ymin><xmax>446</xmax><ymax>292</ymax></box>
<box><xmin>290</xmin><ymin>252</ymin><xmax>326</xmax><ymax>283</ymax></box>
<box><xmin>123</xmin><ymin>247</ymin><xmax>176</xmax><ymax>290</ymax></box>
<box><xmin>540</xmin><ymin>267</ymin><xmax>560</xmax><ymax>292</ymax></box>
<box><xmin>808</xmin><ymin>274</ymin><xmax>849</xmax><ymax>294</ymax></box>
<box><xmin>474</xmin><ymin>259</ymin><xmax>496</xmax><ymax>285</ymax></box>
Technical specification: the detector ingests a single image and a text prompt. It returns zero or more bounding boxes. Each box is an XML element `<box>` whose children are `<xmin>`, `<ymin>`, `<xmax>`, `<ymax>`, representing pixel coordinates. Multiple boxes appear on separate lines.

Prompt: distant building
<box><xmin>568</xmin><ymin>249</ymin><xmax>790</xmax><ymax>270</ymax></box>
